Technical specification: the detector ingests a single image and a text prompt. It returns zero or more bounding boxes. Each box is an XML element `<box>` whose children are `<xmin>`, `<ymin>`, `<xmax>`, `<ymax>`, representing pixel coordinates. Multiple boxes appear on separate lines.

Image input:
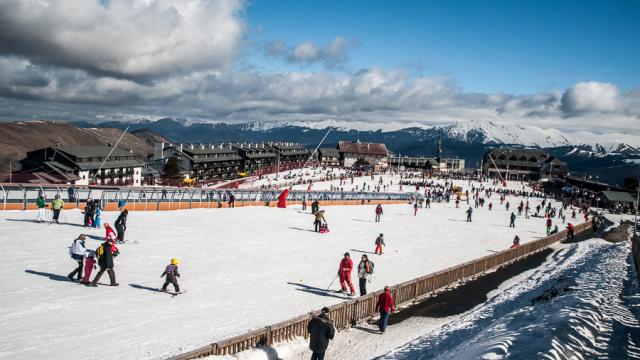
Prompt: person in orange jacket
<box><xmin>375</xmin><ymin>286</ymin><xmax>395</xmax><ymax>333</ymax></box>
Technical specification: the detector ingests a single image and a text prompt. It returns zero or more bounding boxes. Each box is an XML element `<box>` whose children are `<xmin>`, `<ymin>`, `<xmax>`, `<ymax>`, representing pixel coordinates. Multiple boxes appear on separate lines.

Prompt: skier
<box><xmin>375</xmin><ymin>204</ymin><xmax>383</xmax><ymax>222</ymax></box>
<box><xmin>93</xmin><ymin>205</ymin><xmax>103</xmax><ymax>229</ymax></box>
<box><xmin>374</xmin><ymin>233</ymin><xmax>386</xmax><ymax>255</ymax></box>
<box><xmin>36</xmin><ymin>194</ymin><xmax>47</xmax><ymax>223</ymax></box>
<box><xmin>509</xmin><ymin>212</ymin><xmax>516</xmax><ymax>227</ymax></box>
<box><xmin>104</xmin><ymin>223</ymin><xmax>117</xmax><ymax>243</ymax></box>
<box><xmin>51</xmin><ymin>195</ymin><xmax>64</xmax><ymax>224</ymax></box>
<box><xmin>308</xmin><ymin>307</ymin><xmax>335</xmax><ymax>360</ymax></box>
<box><xmin>466</xmin><ymin>207</ymin><xmax>473</xmax><ymax>222</ymax></box>
<box><xmin>357</xmin><ymin>254</ymin><xmax>373</xmax><ymax>296</ymax></box>
<box><xmin>375</xmin><ymin>286</ymin><xmax>395</xmax><ymax>333</ymax></box>
<box><xmin>338</xmin><ymin>252</ymin><xmax>355</xmax><ymax>296</ymax></box>
<box><xmin>314</xmin><ymin>210</ymin><xmax>327</xmax><ymax>232</ymax></box>
<box><xmin>546</xmin><ymin>218</ymin><xmax>553</xmax><ymax>235</ymax></box>
<box><xmin>67</xmin><ymin>235</ymin><xmax>86</xmax><ymax>281</ymax></box>
<box><xmin>82</xmin><ymin>250</ymin><xmax>97</xmax><ymax>285</ymax></box>
<box><xmin>510</xmin><ymin>235</ymin><xmax>520</xmax><ymax>249</ymax></box>
<box><xmin>161</xmin><ymin>258</ymin><xmax>181</xmax><ymax>293</ymax></box>
<box><xmin>413</xmin><ymin>202</ymin><xmax>418</xmax><ymax>216</ymax></box>
<box><xmin>115</xmin><ymin>209</ymin><xmax>128</xmax><ymax>243</ymax></box>
<box><xmin>91</xmin><ymin>240</ymin><xmax>118</xmax><ymax>287</ymax></box>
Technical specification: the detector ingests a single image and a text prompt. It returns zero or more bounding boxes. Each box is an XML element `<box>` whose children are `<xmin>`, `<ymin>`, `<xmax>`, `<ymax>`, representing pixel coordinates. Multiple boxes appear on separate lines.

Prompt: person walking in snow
<box><xmin>93</xmin><ymin>206</ymin><xmax>103</xmax><ymax>228</ymax></box>
<box><xmin>91</xmin><ymin>240</ymin><xmax>118</xmax><ymax>287</ymax></box>
<box><xmin>505</xmin><ymin>201</ymin><xmax>510</xmax><ymax>211</ymax></box>
<box><xmin>51</xmin><ymin>195</ymin><xmax>64</xmax><ymax>224</ymax></box>
<box><xmin>67</xmin><ymin>235</ymin><xmax>87</xmax><ymax>281</ymax></box>
<box><xmin>375</xmin><ymin>204</ymin><xmax>383</xmax><ymax>222</ymax></box>
<box><xmin>466</xmin><ymin>207</ymin><xmax>473</xmax><ymax>222</ymax></box>
<box><xmin>338</xmin><ymin>252</ymin><xmax>355</xmax><ymax>296</ymax></box>
<box><xmin>161</xmin><ymin>258</ymin><xmax>181</xmax><ymax>293</ymax></box>
<box><xmin>36</xmin><ymin>194</ymin><xmax>47</xmax><ymax>223</ymax></box>
<box><xmin>566</xmin><ymin>223</ymin><xmax>575</xmax><ymax>241</ymax></box>
<box><xmin>83</xmin><ymin>199</ymin><xmax>95</xmax><ymax>227</ymax></box>
<box><xmin>308</xmin><ymin>307</ymin><xmax>335</xmax><ymax>360</ymax></box>
<box><xmin>314</xmin><ymin>210</ymin><xmax>327</xmax><ymax>232</ymax></box>
<box><xmin>114</xmin><ymin>209</ymin><xmax>128</xmax><ymax>244</ymax></box>
<box><xmin>311</xmin><ymin>200</ymin><xmax>319</xmax><ymax>214</ymax></box>
<box><xmin>374</xmin><ymin>233</ymin><xmax>386</xmax><ymax>255</ymax></box>
<box><xmin>509</xmin><ymin>212</ymin><xmax>516</xmax><ymax>227</ymax></box>
<box><xmin>357</xmin><ymin>254</ymin><xmax>373</xmax><ymax>296</ymax></box>
<box><xmin>546</xmin><ymin>218</ymin><xmax>553</xmax><ymax>235</ymax></box>
<box><xmin>413</xmin><ymin>202</ymin><xmax>418</xmax><ymax>216</ymax></box>
<box><xmin>375</xmin><ymin>286</ymin><xmax>395</xmax><ymax>333</ymax></box>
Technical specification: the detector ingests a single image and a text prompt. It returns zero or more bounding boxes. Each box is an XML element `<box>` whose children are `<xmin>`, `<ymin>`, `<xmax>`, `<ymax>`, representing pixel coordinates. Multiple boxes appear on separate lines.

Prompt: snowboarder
<box><xmin>509</xmin><ymin>212</ymin><xmax>516</xmax><ymax>227</ymax></box>
<box><xmin>357</xmin><ymin>255</ymin><xmax>373</xmax><ymax>296</ymax></box>
<box><xmin>375</xmin><ymin>286</ymin><xmax>395</xmax><ymax>333</ymax></box>
<box><xmin>510</xmin><ymin>235</ymin><xmax>520</xmax><ymax>249</ymax></box>
<box><xmin>36</xmin><ymin>194</ymin><xmax>47</xmax><ymax>222</ymax></box>
<box><xmin>314</xmin><ymin>210</ymin><xmax>327</xmax><ymax>232</ymax></box>
<box><xmin>308</xmin><ymin>307</ymin><xmax>335</xmax><ymax>360</ymax></box>
<box><xmin>161</xmin><ymin>258</ymin><xmax>181</xmax><ymax>293</ymax></box>
<box><xmin>67</xmin><ymin>235</ymin><xmax>86</xmax><ymax>281</ymax></box>
<box><xmin>82</xmin><ymin>250</ymin><xmax>97</xmax><ymax>285</ymax></box>
<box><xmin>375</xmin><ymin>204</ymin><xmax>383</xmax><ymax>222</ymax></box>
<box><xmin>338</xmin><ymin>252</ymin><xmax>355</xmax><ymax>296</ymax></box>
<box><xmin>51</xmin><ymin>195</ymin><xmax>64</xmax><ymax>224</ymax></box>
<box><xmin>91</xmin><ymin>241</ymin><xmax>118</xmax><ymax>287</ymax></box>
<box><xmin>115</xmin><ymin>210</ymin><xmax>128</xmax><ymax>243</ymax></box>
<box><xmin>374</xmin><ymin>233</ymin><xmax>385</xmax><ymax>255</ymax></box>
<box><xmin>466</xmin><ymin>207</ymin><xmax>473</xmax><ymax>222</ymax></box>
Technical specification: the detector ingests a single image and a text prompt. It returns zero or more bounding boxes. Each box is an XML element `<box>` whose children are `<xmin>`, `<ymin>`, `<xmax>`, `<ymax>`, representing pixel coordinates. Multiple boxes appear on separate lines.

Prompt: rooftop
<box><xmin>338</xmin><ymin>141</ymin><xmax>388</xmax><ymax>156</ymax></box>
<box><xmin>58</xmin><ymin>146</ymin><xmax>133</xmax><ymax>158</ymax></box>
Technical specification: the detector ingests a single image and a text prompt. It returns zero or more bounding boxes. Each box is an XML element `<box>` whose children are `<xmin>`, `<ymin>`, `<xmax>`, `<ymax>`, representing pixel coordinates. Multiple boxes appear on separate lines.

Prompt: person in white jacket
<box><xmin>67</xmin><ymin>235</ymin><xmax>86</xmax><ymax>281</ymax></box>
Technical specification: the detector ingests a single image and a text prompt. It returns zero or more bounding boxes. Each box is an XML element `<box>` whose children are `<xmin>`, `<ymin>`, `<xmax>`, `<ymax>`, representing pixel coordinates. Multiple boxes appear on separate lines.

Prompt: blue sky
<box><xmin>246</xmin><ymin>0</ymin><xmax>640</xmax><ymax>94</ymax></box>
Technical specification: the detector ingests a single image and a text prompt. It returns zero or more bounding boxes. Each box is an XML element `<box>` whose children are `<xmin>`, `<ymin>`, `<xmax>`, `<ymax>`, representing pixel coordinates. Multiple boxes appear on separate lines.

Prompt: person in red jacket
<box><xmin>375</xmin><ymin>204</ymin><xmax>383</xmax><ymax>222</ymax></box>
<box><xmin>338</xmin><ymin>252</ymin><xmax>355</xmax><ymax>296</ymax></box>
<box><xmin>375</xmin><ymin>286</ymin><xmax>395</xmax><ymax>333</ymax></box>
<box><xmin>104</xmin><ymin>223</ymin><xmax>117</xmax><ymax>243</ymax></box>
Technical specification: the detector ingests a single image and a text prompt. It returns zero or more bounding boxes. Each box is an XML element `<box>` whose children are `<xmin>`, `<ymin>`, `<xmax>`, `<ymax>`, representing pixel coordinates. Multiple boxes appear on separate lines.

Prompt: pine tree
<box><xmin>161</xmin><ymin>156</ymin><xmax>182</xmax><ymax>186</ymax></box>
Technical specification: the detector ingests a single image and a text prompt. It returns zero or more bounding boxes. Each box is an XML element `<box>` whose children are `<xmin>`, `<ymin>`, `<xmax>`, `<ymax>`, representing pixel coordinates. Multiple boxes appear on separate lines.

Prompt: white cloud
<box><xmin>264</xmin><ymin>36</ymin><xmax>356</xmax><ymax>68</ymax></box>
<box><xmin>560</xmin><ymin>81</ymin><xmax>620</xmax><ymax>113</ymax></box>
<box><xmin>0</xmin><ymin>0</ymin><xmax>244</xmax><ymax>79</ymax></box>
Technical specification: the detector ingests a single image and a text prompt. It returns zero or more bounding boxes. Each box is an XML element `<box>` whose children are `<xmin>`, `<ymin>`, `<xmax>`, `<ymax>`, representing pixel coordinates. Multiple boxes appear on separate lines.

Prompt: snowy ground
<box><xmin>0</xmin><ymin>187</ymin><xmax>558</xmax><ymax>360</ymax></box>
<box><xmin>230</xmin><ymin>233</ymin><xmax>640</xmax><ymax>360</ymax></box>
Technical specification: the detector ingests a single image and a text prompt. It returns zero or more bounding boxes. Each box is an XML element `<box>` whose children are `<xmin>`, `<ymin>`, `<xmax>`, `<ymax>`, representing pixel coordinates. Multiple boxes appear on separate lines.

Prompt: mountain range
<box><xmin>68</xmin><ymin>118</ymin><xmax>639</xmax><ymax>186</ymax></box>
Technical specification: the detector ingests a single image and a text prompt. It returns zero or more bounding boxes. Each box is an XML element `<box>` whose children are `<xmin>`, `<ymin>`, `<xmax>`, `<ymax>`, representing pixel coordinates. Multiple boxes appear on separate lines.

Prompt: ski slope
<box><xmin>1</xmin><ymin>186</ymin><xmax>559</xmax><ymax>359</ymax></box>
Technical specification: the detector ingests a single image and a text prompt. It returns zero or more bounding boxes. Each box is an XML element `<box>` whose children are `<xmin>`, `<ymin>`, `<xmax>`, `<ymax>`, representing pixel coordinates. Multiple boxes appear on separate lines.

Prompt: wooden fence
<box><xmin>169</xmin><ymin>221</ymin><xmax>592</xmax><ymax>359</ymax></box>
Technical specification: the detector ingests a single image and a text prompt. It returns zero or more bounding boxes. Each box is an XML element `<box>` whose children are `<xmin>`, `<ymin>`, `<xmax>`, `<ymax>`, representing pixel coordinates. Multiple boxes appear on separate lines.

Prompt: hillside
<box><xmin>0</xmin><ymin>120</ymin><xmax>170</xmax><ymax>175</ymax></box>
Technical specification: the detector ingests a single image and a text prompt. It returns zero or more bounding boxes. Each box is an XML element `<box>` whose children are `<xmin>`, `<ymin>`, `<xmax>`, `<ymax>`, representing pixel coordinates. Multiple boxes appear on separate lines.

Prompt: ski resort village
<box><xmin>0</xmin><ymin>132</ymin><xmax>638</xmax><ymax>360</ymax></box>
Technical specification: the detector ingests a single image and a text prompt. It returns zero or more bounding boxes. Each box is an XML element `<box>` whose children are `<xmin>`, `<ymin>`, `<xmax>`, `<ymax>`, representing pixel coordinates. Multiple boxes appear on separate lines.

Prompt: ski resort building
<box><xmin>318</xmin><ymin>148</ymin><xmax>341</xmax><ymax>167</ymax></box>
<box><xmin>482</xmin><ymin>148</ymin><xmax>568</xmax><ymax>180</ymax></box>
<box><xmin>152</xmin><ymin>143</ymin><xmax>242</xmax><ymax>183</ymax></box>
<box><xmin>338</xmin><ymin>141</ymin><xmax>389</xmax><ymax>168</ymax></box>
<box><xmin>19</xmin><ymin>146</ymin><xmax>144</xmax><ymax>186</ymax></box>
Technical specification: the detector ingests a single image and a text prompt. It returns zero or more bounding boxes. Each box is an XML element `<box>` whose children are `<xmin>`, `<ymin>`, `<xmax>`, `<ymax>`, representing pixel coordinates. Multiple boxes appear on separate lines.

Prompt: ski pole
<box><xmin>326</xmin><ymin>274</ymin><xmax>339</xmax><ymax>291</ymax></box>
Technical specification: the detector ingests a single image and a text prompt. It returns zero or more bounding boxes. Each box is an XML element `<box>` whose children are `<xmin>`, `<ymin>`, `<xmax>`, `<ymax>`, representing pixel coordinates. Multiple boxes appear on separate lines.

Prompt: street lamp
<box><xmin>635</xmin><ymin>185</ymin><xmax>639</xmax><ymax>237</ymax></box>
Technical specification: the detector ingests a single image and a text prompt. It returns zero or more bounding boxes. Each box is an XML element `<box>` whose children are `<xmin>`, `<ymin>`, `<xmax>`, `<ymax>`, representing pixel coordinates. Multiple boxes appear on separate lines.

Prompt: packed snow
<box><xmin>229</xmin><ymin>232</ymin><xmax>639</xmax><ymax>360</ymax></box>
<box><xmin>0</xmin><ymin>177</ymin><xmax>559</xmax><ymax>360</ymax></box>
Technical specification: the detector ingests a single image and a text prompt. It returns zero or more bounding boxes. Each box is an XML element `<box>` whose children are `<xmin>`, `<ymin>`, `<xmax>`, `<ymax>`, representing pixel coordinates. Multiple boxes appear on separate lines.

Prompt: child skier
<box><xmin>161</xmin><ymin>258</ymin><xmax>181</xmax><ymax>293</ymax></box>
<box><xmin>82</xmin><ymin>251</ymin><xmax>97</xmax><ymax>285</ymax></box>
<box><xmin>374</xmin><ymin>233</ymin><xmax>386</xmax><ymax>255</ymax></box>
<box><xmin>93</xmin><ymin>206</ymin><xmax>103</xmax><ymax>229</ymax></box>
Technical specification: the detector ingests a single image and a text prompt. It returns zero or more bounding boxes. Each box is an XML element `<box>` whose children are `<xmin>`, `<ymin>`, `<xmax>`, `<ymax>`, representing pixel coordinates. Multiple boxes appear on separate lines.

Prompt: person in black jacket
<box><xmin>91</xmin><ymin>241</ymin><xmax>118</xmax><ymax>286</ymax></box>
<box><xmin>115</xmin><ymin>209</ymin><xmax>128</xmax><ymax>244</ymax></box>
<box><xmin>308</xmin><ymin>307</ymin><xmax>335</xmax><ymax>360</ymax></box>
<box><xmin>83</xmin><ymin>199</ymin><xmax>95</xmax><ymax>227</ymax></box>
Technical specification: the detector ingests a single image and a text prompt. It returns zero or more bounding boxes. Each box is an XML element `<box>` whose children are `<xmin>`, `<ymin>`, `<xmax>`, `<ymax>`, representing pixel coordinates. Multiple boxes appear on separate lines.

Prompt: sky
<box><xmin>0</xmin><ymin>0</ymin><xmax>638</xmax><ymax>136</ymax></box>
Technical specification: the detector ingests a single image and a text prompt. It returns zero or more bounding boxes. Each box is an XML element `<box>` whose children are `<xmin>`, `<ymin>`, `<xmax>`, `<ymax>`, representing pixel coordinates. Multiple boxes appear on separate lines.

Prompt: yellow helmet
<box><xmin>171</xmin><ymin>258</ymin><xmax>179</xmax><ymax>266</ymax></box>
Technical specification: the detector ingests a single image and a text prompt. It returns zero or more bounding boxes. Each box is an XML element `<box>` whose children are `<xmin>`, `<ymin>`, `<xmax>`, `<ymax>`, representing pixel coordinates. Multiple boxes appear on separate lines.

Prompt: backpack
<box><xmin>367</xmin><ymin>261</ymin><xmax>375</xmax><ymax>274</ymax></box>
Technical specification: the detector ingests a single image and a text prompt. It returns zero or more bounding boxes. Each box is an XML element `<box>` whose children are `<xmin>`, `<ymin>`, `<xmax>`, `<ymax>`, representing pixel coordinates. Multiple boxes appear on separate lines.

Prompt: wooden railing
<box><xmin>169</xmin><ymin>221</ymin><xmax>591</xmax><ymax>359</ymax></box>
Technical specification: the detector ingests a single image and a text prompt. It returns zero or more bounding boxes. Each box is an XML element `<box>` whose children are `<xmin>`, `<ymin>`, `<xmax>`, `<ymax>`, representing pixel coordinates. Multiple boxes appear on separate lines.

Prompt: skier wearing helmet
<box><xmin>161</xmin><ymin>258</ymin><xmax>181</xmax><ymax>293</ymax></box>
<box><xmin>374</xmin><ymin>233</ymin><xmax>386</xmax><ymax>255</ymax></box>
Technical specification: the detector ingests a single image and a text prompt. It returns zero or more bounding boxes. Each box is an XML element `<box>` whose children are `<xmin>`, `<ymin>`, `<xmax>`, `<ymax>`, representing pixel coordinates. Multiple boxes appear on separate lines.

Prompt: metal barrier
<box><xmin>168</xmin><ymin>222</ymin><xmax>592</xmax><ymax>359</ymax></box>
<box><xmin>0</xmin><ymin>183</ymin><xmax>413</xmax><ymax>211</ymax></box>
